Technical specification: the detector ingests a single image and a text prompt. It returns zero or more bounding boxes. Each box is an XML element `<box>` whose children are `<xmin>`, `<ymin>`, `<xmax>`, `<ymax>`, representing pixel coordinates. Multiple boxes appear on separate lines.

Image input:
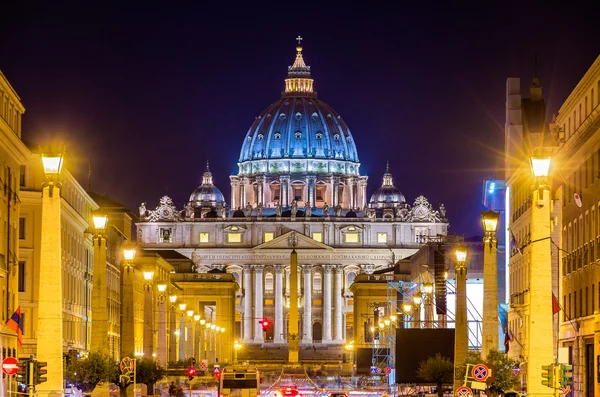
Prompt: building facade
<box><xmin>554</xmin><ymin>55</ymin><xmax>600</xmax><ymax>397</ymax></box>
<box><xmin>0</xmin><ymin>70</ymin><xmax>28</xmax><ymax>395</ymax></box>
<box><xmin>136</xmin><ymin>43</ymin><xmax>450</xmax><ymax>364</ymax></box>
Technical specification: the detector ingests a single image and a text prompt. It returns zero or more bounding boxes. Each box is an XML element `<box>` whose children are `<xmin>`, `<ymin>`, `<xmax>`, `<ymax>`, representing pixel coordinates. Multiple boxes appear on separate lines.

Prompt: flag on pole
<box><xmin>6</xmin><ymin>306</ymin><xmax>22</xmax><ymax>348</ymax></box>
<box><xmin>503</xmin><ymin>328</ymin><xmax>513</xmax><ymax>353</ymax></box>
<box><xmin>552</xmin><ymin>293</ymin><xmax>561</xmax><ymax>315</ymax></box>
<box><xmin>508</xmin><ymin>227</ymin><xmax>522</xmax><ymax>255</ymax></box>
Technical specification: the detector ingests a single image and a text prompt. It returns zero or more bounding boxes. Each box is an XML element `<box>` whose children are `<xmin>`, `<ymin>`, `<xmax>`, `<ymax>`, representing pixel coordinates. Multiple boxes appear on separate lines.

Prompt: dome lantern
<box><xmin>284</xmin><ymin>36</ymin><xmax>315</xmax><ymax>97</ymax></box>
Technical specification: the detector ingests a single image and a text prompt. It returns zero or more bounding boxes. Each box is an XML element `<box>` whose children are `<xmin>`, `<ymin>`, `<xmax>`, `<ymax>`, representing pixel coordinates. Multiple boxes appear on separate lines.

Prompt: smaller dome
<box><xmin>232</xmin><ymin>209</ymin><xmax>246</xmax><ymax>218</ymax></box>
<box><xmin>189</xmin><ymin>161</ymin><xmax>226</xmax><ymax>208</ymax></box>
<box><xmin>369</xmin><ymin>163</ymin><xmax>406</xmax><ymax>209</ymax></box>
<box><xmin>345</xmin><ymin>210</ymin><xmax>357</xmax><ymax>218</ymax></box>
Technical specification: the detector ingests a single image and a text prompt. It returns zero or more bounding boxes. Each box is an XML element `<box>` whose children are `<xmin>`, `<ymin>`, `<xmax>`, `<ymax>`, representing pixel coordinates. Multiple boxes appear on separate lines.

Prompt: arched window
<box><xmin>346</xmin><ymin>272</ymin><xmax>356</xmax><ymax>289</ymax></box>
<box><xmin>313</xmin><ymin>273</ymin><xmax>322</xmax><ymax>292</ymax></box>
<box><xmin>265</xmin><ymin>272</ymin><xmax>274</xmax><ymax>292</ymax></box>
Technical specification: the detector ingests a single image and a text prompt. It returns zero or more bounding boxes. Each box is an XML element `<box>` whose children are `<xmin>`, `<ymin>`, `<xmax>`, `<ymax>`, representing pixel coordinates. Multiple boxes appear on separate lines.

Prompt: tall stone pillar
<box><xmin>179</xmin><ymin>313</ymin><xmax>186</xmax><ymax>361</ymax></box>
<box><xmin>274</xmin><ymin>265</ymin><xmax>284</xmax><ymax>343</ymax></box>
<box><xmin>482</xmin><ymin>236</ymin><xmax>499</xmax><ymax>359</ymax></box>
<box><xmin>243</xmin><ymin>268</ymin><xmax>253</xmax><ymax>342</ymax></box>
<box><xmin>332</xmin><ymin>176</ymin><xmax>341</xmax><ymax>207</ymax></box>
<box><xmin>256</xmin><ymin>175</ymin><xmax>265</xmax><ymax>206</ymax></box>
<box><xmin>322</xmin><ymin>265</ymin><xmax>333</xmax><ymax>342</ymax></box>
<box><xmin>143</xmin><ymin>283</ymin><xmax>154</xmax><ymax>358</ymax></box>
<box><xmin>453</xmin><ymin>264</ymin><xmax>468</xmax><ymax>392</ymax></box>
<box><xmin>334</xmin><ymin>266</ymin><xmax>344</xmax><ymax>341</ymax></box>
<box><xmin>302</xmin><ymin>266</ymin><xmax>313</xmax><ymax>343</ymax></box>
<box><xmin>187</xmin><ymin>315</ymin><xmax>194</xmax><ymax>360</ymax></box>
<box><xmin>240</xmin><ymin>177</ymin><xmax>247</xmax><ymax>209</ymax></box>
<box><xmin>91</xmin><ymin>235</ymin><xmax>108</xmax><ymax>354</ymax></box>
<box><xmin>306</xmin><ymin>175</ymin><xmax>316</xmax><ymax>208</ymax></box>
<box><xmin>346</xmin><ymin>177</ymin><xmax>355</xmax><ymax>209</ymax></box>
<box><xmin>230</xmin><ymin>177</ymin><xmax>239</xmax><ymax>210</ymax></box>
<box><xmin>359</xmin><ymin>178</ymin><xmax>368</xmax><ymax>209</ymax></box>
<box><xmin>280</xmin><ymin>175</ymin><xmax>290</xmax><ymax>207</ymax></box>
<box><xmin>526</xmin><ymin>184</ymin><xmax>554</xmax><ymax>397</ymax></box>
<box><xmin>157</xmin><ymin>299</ymin><xmax>167</xmax><ymax>366</ymax></box>
<box><xmin>37</xmin><ymin>184</ymin><xmax>64</xmax><ymax>397</ymax></box>
<box><xmin>169</xmin><ymin>305</ymin><xmax>177</xmax><ymax>362</ymax></box>
<box><xmin>254</xmin><ymin>266</ymin><xmax>264</xmax><ymax>342</ymax></box>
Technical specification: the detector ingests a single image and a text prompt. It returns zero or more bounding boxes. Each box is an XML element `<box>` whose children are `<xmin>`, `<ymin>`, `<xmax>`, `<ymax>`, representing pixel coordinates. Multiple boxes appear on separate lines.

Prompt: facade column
<box><xmin>254</xmin><ymin>266</ymin><xmax>265</xmax><ymax>342</ymax></box>
<box><xmin>143</xmin><ymin>282</ymin><xmax>155</xmax><ymax>358</ymax></box>
<box><xmin>91</xmin><ymin>235</ymin><xmax>108</xmax><ymax>354</ymax></box>
<box><xmin>346</xmin><ymin>177</ymin><xmax>355</xmax><ymax>209</ymax></box>
<box><xmin>169</xmin><ymin>305</ymin><xmax>177</xmax><ymax>362</ymax></box>
<box><xmin>230</xmin><ymin>177</ymin><xmax>239</xmax><ymax>211</ymax></box>
<box><xmin>306</xmin><ymin>175</ymin><xmax>316</xmax><ymax>208</ymax></box>
<box><xmin>280</xmin><ymin>175</ymin><xmax>290</xmax><ymax>207</ymax></box>
<box><xmin>274</xmin><ymin>265</ymin><xmax>284</xmax><ymax>343</ymax></box>
<box><xmin>358</xmin><ymin>178</ymin><xmax>368</xmax><ymax>209</ymax></box>
<box><xmin>334</xmin><ymin>266</ymin><xmax>344</xmax><ymax>341</ymax></box>
<box><xmin>179</xmin><ymin>312</ymin><xmax>186</xmax><ymax>361</ymax></box>
<box><xmin>157</xmin><ymin>299</ymin><xmax>167</xmax><ymax>367</ymax></box>
<box><xmin>243</xmin><ymin>267</ymin><xmax>253</xmax><ymax>342</ymax></box>
<box><xmin>322</xmin><ymin>265</ymin><xmax>333</xmax><ymax>342</ymax></box>
<box><xmin>187</xmin><ymin>314</ymin><xmax>194</xmax><ymax>360</ymax></box>
<box><xmin>256</xmin><ymin>175</ymin><xmax>265</xmax><ymax>206</ymax></box>
<box><xmin>332</xmin><ymin>176</ymin><xmax>340</xmax><ymax>207</ymax></box>
<box><xmin>453</xmin><ymin>264</ymin><xmax>468</xmax><ymax>392</ymax></box>
<box><xmin>239</xmin><ymin>177</ymin><xmax>247</xmax><ymax>209</ymax></box>
<box><xmin>302</xmin><ymin>266</ymin><xmax>312</xmax><ymax>343</ymax></box>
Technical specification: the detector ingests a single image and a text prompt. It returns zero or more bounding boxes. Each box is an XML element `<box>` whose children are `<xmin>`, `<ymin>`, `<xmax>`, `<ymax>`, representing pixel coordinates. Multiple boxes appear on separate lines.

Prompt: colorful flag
<box><xmin>508</xmin><ymin>227</ymin><xmax>522</xmax><ymax>255</ymax></box>
<box><xmin>552</xmin><ymin>293</ymin><xmax>561</xmax><ymax>315</ymax></box>
<box><xmin>503</xmin><ymin>328</ymin><xmax>513</xmax><ymax>353</ymax></box>
<box><xmin>6</xmin><ymin>306</ymin><xmax>22</xmax><ymax>348</ymax></box>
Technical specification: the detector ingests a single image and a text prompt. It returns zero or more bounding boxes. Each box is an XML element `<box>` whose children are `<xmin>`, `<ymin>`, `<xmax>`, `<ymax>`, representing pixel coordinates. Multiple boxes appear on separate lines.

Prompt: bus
<box><xmin>219</xmin><ymin>364</ymin><xmax>261</xmax><ymax>397</ymax></box>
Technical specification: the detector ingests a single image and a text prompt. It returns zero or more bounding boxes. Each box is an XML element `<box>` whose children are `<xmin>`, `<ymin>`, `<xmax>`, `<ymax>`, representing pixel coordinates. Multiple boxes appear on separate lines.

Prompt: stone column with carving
<box><xmin>187</xmin><ymin>316</ymin><xmax>194</xmax><ymax>360</ymax></box>
<box><xmin>334</xmin><ymin>266</ymin><xmax>344</xmax><ymax>341</ymax></box>
<box><xmin>359</xmin><ymin>178</ymin><xmax>368</xmax><ymax>209</ymax></box>
<box><xmin>322</xmin><ymin>265</ymin><xmax>333</xmax><ymax>342</ymax></box>
<box><xmin>280</xmin><ymin>175</ymin><xmax>290</xmax><ymax>208</ymax></box>
<box><xmin>243</xmin><ymin>267</ymin><xmax>253</xmax><ymax>342</ymax></box>
<box><xmin>179</xmin><ymin>312</ymin><xmax>186</xmax><ymax>361</ymax></box>
<box><xmin>254</xmin><ymin>265</ymin><xmax>264</xmax><ymax>343</ymax></box>
<box><xmin>256</xmin><ymin>175</ymin><xmax>265</xmax><ymax>206</ymax></box>
<box><xmin>332</xmin><ymin>176</ymin><xmax>340</xmax><ymax>207</ymax></box>
<box><xmin>239</xmin><ymin>177</ymin><xmax>247</xmax><ymax>209</ymax></box>
<box><xmin>346</xmin><ymin>177</ymin><xmax>355</xmax><ymax>209</ymax></box>
<box><xmin>302</xmin><ymin>266</ymin><xmax>312</xmax><ymax>343</ymax></box>
<box><xmin>306</xmin><ymin>175</ymin><xmax>316</xmax><ymax>208</ymax></box>
<box><xmin>274</xmin><ymin>265</ymin><xmax>284</xmax><ymax>343</ymax></box>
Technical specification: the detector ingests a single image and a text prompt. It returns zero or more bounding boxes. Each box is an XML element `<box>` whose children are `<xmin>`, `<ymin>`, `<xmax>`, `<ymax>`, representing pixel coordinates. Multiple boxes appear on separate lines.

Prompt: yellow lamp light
<box><xmin>123</xmin><ymin>242</ymin><xmax>137</xmax><ymax>261</ymax></box>
<box><xmin>187</xmin><ymin>310</ymin><xmax>194</xmax><ymax>317</ymax></box>
<box><xmin>220</xmin><ymin>328</ymin><xmax>225</xmax><ymax>333</ymax></box>
<box><xmin>413</xmin><ymin>295</ymin><xmax>422</xmax><ymax>305</ymax></box>
<box><xmin>194</xmin><ymin>314</ymin><xmax>200</xmax><ymax>321</ymax></box>
<box><xmin>200</xmin><ymin>319</ymin><xmax>206</xmax><ymax>325</ymax></box>
<box><xmin>205</xmin><ymin>322</ymin><xmax>212</xmax><ymax>328</ymax></box>
<box><xmin>390</xmin><ymin>315</ymin><xmax>397</xmax><ymax>322</ymax></box>
<box><xmin>530</xmin><ymin>156</ymin><xmax>551</xmax><ymax>177</ymax></box>
<box><xmin>422</xmin><ymin>282</ymin><xmax>434</xmax><ymax>294</ymax></box>
<box><xmin>455</xmin><ymin>244</ymin><xmax>468</xmax><ymax>265</ymax></box>
<box><xmin>481</xmin><ymin>209</ymin><xmax>500</xmax><ymax>235</ymax></box>
<box><xmin>179</xmin><ymin>303</ymin><xmax>187</xmax><ymax>311</ymax></box>
<box><xmin>169</xmin><ymin>295</ymin><xmax>177</xmax><ymax>303</ymax></box>
<box><xmin>143</xmin><ymin>270</ymin><xmax>154</xmax><ymax>281</ymax></box>
<box><xmin>158</xmin><ymin>283</ymin><xmax>167</xmax><ymax>293</ymax></box>
<box><xmin>403</xmin><ymin>303</ymin><xmax>413</xmax><ymax>313</ymax></box>
<box><xmin>92</xmin><ymin>213</ymin><xmax>108</xmax><ymax>231</ymax></box>
<box><xmin>41</xmin><ymin>152</ymin><xmax>64</xmax><ymax>176</ymax></box>
<box><xmin>384</xmin><ymin>319</ymin><xmax>391</xmax><ymax>326</ymax></box>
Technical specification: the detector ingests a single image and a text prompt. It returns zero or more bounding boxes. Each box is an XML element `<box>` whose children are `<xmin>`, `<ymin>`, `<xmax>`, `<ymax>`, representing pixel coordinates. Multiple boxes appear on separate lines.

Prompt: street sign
<box><xmin>472</xmin><ymin>363</ymin><xmax>490</xmax><ymax>381</ymax></box>
<box><xmin>2</xmin><ymin>357</ymin><xmax>18</xmax><ymax>376</ymax></box>
<box><xmin>376</xmin><ymin>367</ymin><xmax>382</xmax><ymax>374</ymax></box>
<box><xmin>120</xmin><ymin>357</ymin><xmax>134</xmax><ymax>373</ymax></box>
<box><xmin>384</xmin><ymin>366</ymin><xmax>391</xmax><ymax>375</ymax></box>
<box><xmin>455</xmin><ymin>386</ymin><xmax>473</xmax><ymax>397</ymax></box>
<box><xmin>370</xmin><ymin>366</ymin><xmax>378</xmax><ymax>374</ymax></box>
<box><xmin>469</xmin><ymin>380</ymin><xmax>487</xmax><ymax>390</ymax></box>
<box><xmin>559</xmin><ymin>385</ymin><xmax>571</xmax><ymax>396</ymax></box>
<box><xmin>199</xmin><ymin>362</ymin><xmax>207</xmax><ymax>371</ymax></box>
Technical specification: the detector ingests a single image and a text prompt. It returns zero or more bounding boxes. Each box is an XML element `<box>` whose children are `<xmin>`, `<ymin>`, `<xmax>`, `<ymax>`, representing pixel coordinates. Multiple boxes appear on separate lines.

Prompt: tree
<box><xmin>457</xmin><ymin>349</ymin><xmax>519</xmax><ymax>397</ymax></box>
<box><xmin>110</xmin><ymin>358</ymin><xmax>167</xmax><ymax>397</ymax></box>
<box><xmin>417</xmin><ymin>353</ymin><xmax>454</xmax><ymax>397</ymax></box>
<box><xmin>65</xmin><ymin>352</ymin><xmax>114</xmax><ymax>392</ymax></box>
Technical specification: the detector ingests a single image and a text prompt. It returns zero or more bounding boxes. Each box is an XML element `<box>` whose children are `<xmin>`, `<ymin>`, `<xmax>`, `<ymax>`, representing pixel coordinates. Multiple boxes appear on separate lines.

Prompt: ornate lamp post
<box><xmin>168</xmin><ymin>294</ymin><xmax>177</xmax><ymax>363</ymax></box>
<box><xmin>527</xmin><ymin>156</ymin><xmax>554</xmax><ymax>397</ymax></box>
<box><xmin>90</xmin><ymin>212</ymin><xmax>109</xmax><ymax>354</ymax></box>
<box><xmin>121</xmin><ymin>243</ymin><xmax>137</xmax><ymax>357</ymax></box>
<box><xmin>186</xmin><ymin>309</ymin><xmax>195</xmax><ymax>359</ymax></box>
<box><xmin>413</xmin><ymin>294</ymin><xmax>423</xmax><ymax>329</ymax></box>
<box><xmin>422</xmin><ymin>282</ymin><xmax>434</xmax><ymax>328</ymax></box>
<box><xmin>453</xmin><ymin>244</ymin><xmax>468</xmax><ymax>393</ymax></box>
<box><xmin>142</xmin><ymin>269</ymin><xmax>155</xmax><ymax>358</ymax></box>
<box><xmin>156</xmin><ymin>283</ymin><xmax>167</xmax><ymax>366</ymax></box>
<box><xmin>234</xmin><ymin>340</ymin><xmax>242</xmax><ymax>364</ymax></box>
<box><xmin>481</xmin><ymin>209</ymin><xmax>500</xmax><ymax>359</ymax></box>
<box><xmin>37</xmin><ymin>149</ymin><xmax>65</xmax><ymax>397</ymax></box>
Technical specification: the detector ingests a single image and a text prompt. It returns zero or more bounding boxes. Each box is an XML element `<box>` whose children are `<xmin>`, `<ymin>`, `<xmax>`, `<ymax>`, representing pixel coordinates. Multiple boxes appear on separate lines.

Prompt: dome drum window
<box><xmin>258</xmin><ymin>134</ymin><xmax>264</xmax><ymax>140</ymax></box>
<box><xmin>279</xmin><ymin>113</ymin><xmax>286</xmax><ymax>120</ymax></box>
<box><xmin>295</xmin><ymin>131</ymin><xmax>302</xmax><ymax>140</ymax></box>
<box><xmin>316</xmin><ymin>132</ymin><xmax>323</xmax><ymax>139</ymax></box>
<box><xmin>295</xmin><ymin>112</ymin><xmax>302</xmax><ymax>120</ymax></box>
<box><xmin>274</xmin><ymin>132</ymin><xmax>281</xmax><ymax>140</ymax></box>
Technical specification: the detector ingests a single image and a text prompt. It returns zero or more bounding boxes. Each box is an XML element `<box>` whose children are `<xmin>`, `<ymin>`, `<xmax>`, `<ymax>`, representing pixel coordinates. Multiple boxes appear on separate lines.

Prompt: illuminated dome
<box><xmin>369</xmin><ymin>163</ymin><xmax>406</xmax><ymax>209</ymax></box>
<box><xmin>189</xmin><ymin>161</ymin><xmax>225</xmax><ymax>208</ymax></box>
<box><xmin>237</xmin><ymin>44</ymin><xmax>360</xmax><ymax>174</ymax></box>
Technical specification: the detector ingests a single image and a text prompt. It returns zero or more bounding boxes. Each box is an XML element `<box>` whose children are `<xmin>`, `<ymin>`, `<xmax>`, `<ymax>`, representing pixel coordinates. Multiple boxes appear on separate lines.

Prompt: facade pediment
<box><xmin>253</xmin><ymin>231</ymin><xmax>334</xmax><ymax>251</ymax></box>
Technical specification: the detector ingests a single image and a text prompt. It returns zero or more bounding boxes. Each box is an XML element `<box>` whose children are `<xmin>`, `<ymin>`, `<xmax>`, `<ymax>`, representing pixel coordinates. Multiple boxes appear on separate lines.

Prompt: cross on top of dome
<box><xmin>383</xmin><ymin>161</ymin><xmax>394</xmax><ymax>186</ymax></box>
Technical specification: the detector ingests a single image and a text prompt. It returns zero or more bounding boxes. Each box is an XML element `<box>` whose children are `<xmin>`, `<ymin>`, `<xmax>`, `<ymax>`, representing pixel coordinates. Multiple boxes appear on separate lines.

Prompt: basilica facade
<box><xmin>136</xmin><ymin>43</ymin><xmax>449</xmax><ymax>356</ymax></box>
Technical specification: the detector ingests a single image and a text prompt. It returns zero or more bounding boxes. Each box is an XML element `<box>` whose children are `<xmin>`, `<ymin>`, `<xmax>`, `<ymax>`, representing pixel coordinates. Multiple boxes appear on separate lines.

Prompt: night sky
<box><xmin>1</xmin><ymin>2</ymin><xmax>599</xmax><ymax>236</ymax></box>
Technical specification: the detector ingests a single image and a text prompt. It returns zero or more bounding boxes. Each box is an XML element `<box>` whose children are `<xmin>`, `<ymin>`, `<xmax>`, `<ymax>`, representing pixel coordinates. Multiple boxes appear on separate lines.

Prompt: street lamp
<box><xmin>178</xmin><ymin>303</ymin><xmax>187</xmax><ymax>361</ymax></box>
<box><xmin>527</xmin><ymin>155</ymin><xmax>554</xmax><ymax>396</ymax></box>
<box><xmin>168</xmin><ymin>294</ymin><xmax>178</xmax><ymax>363</ymax></box>
<box><xmin>143</xmin><ymin>269</ymin><xmax>155</xmax><ymax>358</ymax></box>
<box><xmin>121</xmin><ymin>242</ymin><xmax>137</xmax><ymax>358</ymax></box>
<box><xmin>156</xmin><ymin>282</ymin><xmax>168</xmax><ymax>366</ymax></box>
<box><xmin>123</xmin><ymin>242</ymin><xmax>136</xmax><ymax>269</ymax></box>
<box><xmin>481</xmin><ymin>209</ymin><xmax>500</xmax><ymax>359</ymax></box>
<box><xmin>453</xmin><ymin>244</ymin><xmax>468</xmax><ymax>393</ymax></box>
<box><xmin>91</xmin><ymin>212</ymin><xmax>109</xmax><ymax>355</ymax></box>
<box><xmin>234</xmin><ymin>340</ymin><xmax>242</xmax><ymax>364</ymax></box>
<box><xmin>38</xmin><ymin>147</ymin><xmax>65</xmax><ymax>396</ymax></box>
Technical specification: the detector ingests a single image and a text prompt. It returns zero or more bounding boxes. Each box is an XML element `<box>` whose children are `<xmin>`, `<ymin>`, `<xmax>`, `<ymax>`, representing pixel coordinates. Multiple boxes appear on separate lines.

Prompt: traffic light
<box><xmin>260</xmin><ymin>318</ymin><xmax>272</xmax><ymax>332</ymax></box>
<box><xmin>560</xmin><ymin>364</ymin><xmax>573</xmax><ymax>387</ymax></box>
<box><xmin>34</xmin><ymin>361</ymin><xmax>48</xmax><ymax>385</ymax></box>
<box><xmin>541</xmin><ymin>364</ymin><xmax>554</xmax><ymax>388</ymax></box>
<box><xmin>16</xmin><ymin>360</ymin><xmax>31</xmax><ymax>386</ymax></box>
<box><xmin>214</xmin><ymin>369</ymin><xmax>221</xmax><ymax>380</ymax></box>
<box><xmin>187</xmin><ymin>366</ymin><xmax>196</xmax><ymax>381</ymax></box>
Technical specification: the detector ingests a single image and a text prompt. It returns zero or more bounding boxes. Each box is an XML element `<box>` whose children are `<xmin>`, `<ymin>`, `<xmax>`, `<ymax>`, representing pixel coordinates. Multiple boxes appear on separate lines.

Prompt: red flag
<box><xmin>552</xmin><ymin>293</ymin><xmax>561</xmax><ymax>315</ymax></box>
